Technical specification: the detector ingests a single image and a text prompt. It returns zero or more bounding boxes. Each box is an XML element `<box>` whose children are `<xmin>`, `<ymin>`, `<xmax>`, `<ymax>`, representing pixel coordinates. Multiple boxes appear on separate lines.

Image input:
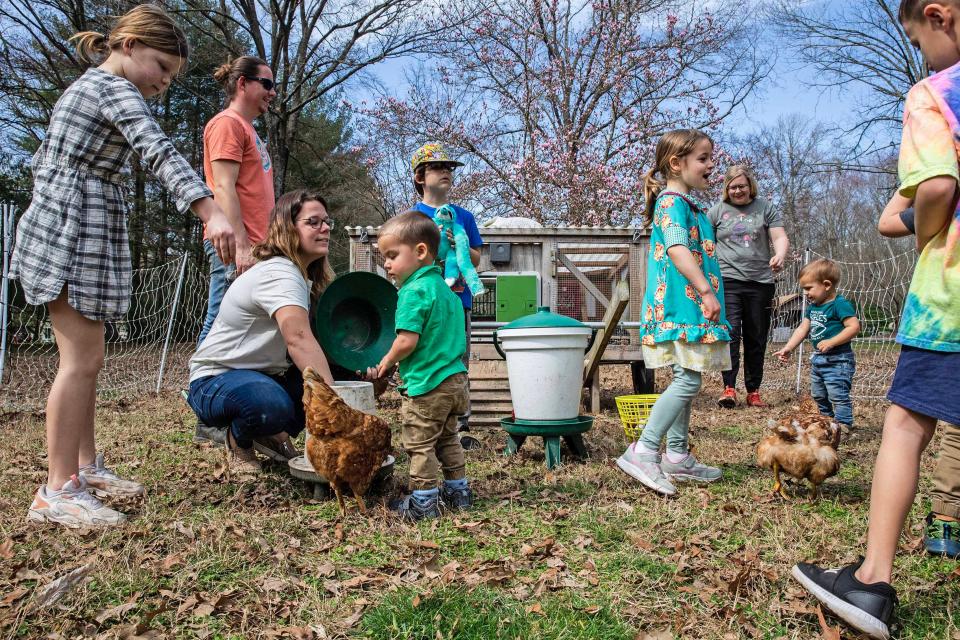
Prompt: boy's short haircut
<box><xmin>379</xmin><ymin>210</ymin><xmax>440</xmax><ymax>258</ymax></box>
<box><xmin>799</xmin><ymin>258</ymin><xmax>842</xmax><ymax>286</ymax></box>
<box><xmin>899</xmin><ymin>0</ymin><xmax>960</xmax><ymax>22</ymax></box>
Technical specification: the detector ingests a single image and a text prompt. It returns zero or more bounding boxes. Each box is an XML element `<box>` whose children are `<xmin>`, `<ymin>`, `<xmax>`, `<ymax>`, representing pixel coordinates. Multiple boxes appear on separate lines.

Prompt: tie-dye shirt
<box><xmin>896</xmin><ymin>63</ymin><xmax>960</xmax><ymax>352</ymax></box>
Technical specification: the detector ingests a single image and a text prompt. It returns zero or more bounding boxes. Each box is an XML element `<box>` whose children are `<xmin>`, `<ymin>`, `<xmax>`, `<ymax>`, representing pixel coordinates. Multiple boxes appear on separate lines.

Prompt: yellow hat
<box><xmin>410</xmin><ymin>142</ymin><xmax>465</xmax><ymax>173</ymax></box>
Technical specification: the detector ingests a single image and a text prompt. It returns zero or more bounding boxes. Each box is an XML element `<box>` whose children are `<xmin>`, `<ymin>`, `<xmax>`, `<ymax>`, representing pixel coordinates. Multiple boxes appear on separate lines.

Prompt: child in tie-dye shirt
<box><xmin>792</xmin><ymin>2</ymin><xmax>960</xmax><ymax>637</ymax></box>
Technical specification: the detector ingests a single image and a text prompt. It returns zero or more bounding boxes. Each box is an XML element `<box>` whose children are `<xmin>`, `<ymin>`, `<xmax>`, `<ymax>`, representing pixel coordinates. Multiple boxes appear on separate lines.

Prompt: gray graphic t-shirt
<box><xmin>707</xmin><ymin>197</ymin><xmax>783</xmax><ymax>284</ymax></box>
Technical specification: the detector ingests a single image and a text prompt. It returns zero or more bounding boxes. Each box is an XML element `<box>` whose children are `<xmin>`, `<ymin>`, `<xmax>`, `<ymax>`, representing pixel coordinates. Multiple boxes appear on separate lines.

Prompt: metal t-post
<box><xmin>156</xmin><ymin>253</ymin><xmax>189</xmax><ymax>393</ymax></box>
<box><xmin>795</xmin><ymin>248</ymin><xmax>811</xmax><ymax>394</ymax></box>
<box><xmin>0</xmin><ymin>203</ymin><xmax>15</xmax><ymax>385</ymax></box>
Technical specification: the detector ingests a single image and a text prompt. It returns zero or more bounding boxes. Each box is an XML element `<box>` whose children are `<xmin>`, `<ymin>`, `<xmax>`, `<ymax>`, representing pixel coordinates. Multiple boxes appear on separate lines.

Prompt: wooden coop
<box><xmin>346</xmin><ymin>225</ymin><xmax>654</xmax><ymax>425</ymax></box>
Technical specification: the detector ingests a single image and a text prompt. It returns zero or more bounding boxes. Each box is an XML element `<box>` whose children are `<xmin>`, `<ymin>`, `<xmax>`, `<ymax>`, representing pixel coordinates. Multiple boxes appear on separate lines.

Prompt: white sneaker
<box><xmin>79</xmin><ymin>452</ymin><xmax>145</xmax><ymax>497</ymax></box>
<box><xmin>27</xmin><ymin>475</ymin><xmax>127</xmax><ymax>528</ymax></box>
<box><xmin>616</xmin><ymin>443</ymin><xmax>676</xmax><ymax>496</ymax></box>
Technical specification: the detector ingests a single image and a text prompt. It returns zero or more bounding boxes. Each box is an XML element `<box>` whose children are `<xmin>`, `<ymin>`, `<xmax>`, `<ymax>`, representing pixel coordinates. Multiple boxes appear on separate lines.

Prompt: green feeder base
<box><xmin>501</xmin><ymin>416</ymin><xmax>593</xmax><ymax>470</ymax></box>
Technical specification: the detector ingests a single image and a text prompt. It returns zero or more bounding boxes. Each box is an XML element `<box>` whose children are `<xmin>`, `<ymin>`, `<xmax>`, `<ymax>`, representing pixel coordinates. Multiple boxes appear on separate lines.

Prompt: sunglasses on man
<box><xmin>244</xmin><ymin>76</ymin><xmax>275</xmax><ymax>91</ymax></box>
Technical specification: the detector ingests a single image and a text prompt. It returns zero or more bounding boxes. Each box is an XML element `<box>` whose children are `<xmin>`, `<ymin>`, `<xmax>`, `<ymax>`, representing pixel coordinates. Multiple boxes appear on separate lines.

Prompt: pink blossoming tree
<box><xmin>358</xmin><ymin>0</ymin><xmax>769</xmax><ymax>224</ymax></box>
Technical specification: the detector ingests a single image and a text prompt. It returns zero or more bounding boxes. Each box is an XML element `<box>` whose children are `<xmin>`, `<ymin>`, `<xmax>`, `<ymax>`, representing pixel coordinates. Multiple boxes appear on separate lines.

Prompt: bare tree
<box><xmin>771</xmin><ymin>0</ymin><xmax>924</xmax><ymax>145</ymax></box>
<box><xmin>170</xmin><ymin>0</ymin><xmax>455</xmax><ymax>193</ymax></box>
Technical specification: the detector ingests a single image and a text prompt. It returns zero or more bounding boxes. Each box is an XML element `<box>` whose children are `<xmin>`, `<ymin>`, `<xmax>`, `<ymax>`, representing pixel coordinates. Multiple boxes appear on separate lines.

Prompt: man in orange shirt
<box><xmin>194</xmin><ymin>56</ymin><xmax>276</xmax><ymax>444</ymax></box>
<box><xmin>199</xmin><ymin>55</ymin><xmax>276</xmax><ymax>344</ymax></box>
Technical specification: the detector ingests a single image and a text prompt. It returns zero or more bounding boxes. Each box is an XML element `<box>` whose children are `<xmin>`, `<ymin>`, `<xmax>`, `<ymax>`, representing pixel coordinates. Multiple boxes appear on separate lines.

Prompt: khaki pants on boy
<box><xmin>932</xmin><ymin>423</ymin><xmax>960</xmax><ymax>519</ymax></box>
<box><xmin>401</xmin><ymin>372</ymin><xmax>469</xmax><ymax>491</ymax></box>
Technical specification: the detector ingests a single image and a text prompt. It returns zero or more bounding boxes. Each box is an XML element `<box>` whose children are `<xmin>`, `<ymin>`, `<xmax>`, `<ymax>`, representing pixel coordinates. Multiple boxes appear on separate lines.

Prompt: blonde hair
<box><xmin>799</xmin><ymin>258</ymin><xmax>841</xmax><ymax>286</ymax></box>
<box><xmin>253</xmin><ymin>189</ymin><xmax>336</xmax><ymax>302</ymax></box>
<box><xmin>721</xmin><ymin>165</ymin><xmax>759</xmax><ymax>203</ymax></box>
<box><xmin>71</xmin><ymin>4</ymin><xmax>189</xmax><ymax>67</ymax></box>
<box><xmin>642</xmin><ymin>129</ymin><xmax>714</xmax><ymax>224</ymax></box>
<box><xmin>213</xmin><ymin>55</ymin><xmax>270</xmax><ymax>104</ymax></box>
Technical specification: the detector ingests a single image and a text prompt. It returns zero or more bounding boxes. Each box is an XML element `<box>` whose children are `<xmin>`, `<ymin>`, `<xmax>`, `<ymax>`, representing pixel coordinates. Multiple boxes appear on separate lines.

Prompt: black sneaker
<box><xmin>441</xmin><ymin>485</ymin><xmax>474</xmax><ymax>511</ymax></box>
<box><xmin>457</xmin><ymin>424</ymin><xmax>483</xmax><ymax>451</ymax></box>
<box><xmin>791</xmin><ymin>558</ymin><xmax>897</xmax><ymax>639</ymax></box>
<box><xmin>389</xmin><ymin>493</ymin><xmax>441</xmax><ymax>522</ymax></box>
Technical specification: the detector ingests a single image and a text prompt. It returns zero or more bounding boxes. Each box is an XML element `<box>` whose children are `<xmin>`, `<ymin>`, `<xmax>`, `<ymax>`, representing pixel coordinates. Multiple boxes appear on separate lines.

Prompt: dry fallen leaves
<box><xmin>816</xmin><ymin>605</ymin><xmax>842</xmax><ymax>640</ymax></box>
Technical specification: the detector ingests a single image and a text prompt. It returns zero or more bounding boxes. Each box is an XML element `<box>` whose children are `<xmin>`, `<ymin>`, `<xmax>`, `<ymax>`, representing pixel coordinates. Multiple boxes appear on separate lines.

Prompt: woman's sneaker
<box><xmin>661</xmin><ymin>452</ymin><xmax>722</xmax><ymax>483</ymax></box>
<box><xmin>616</xmin><ymin>444</ymin><xmax>676</xmax><ymax>496</ymax></box>
<box><xmin>924</xmin><ymin>513</ymin><xmax>960</xmax><ymax>558</ymax></box>
<box><xmin>791</xmin><ymin>558</ymin><xmax>897</xmax><ymax>640</ymax></box>
<box><xmin>718</xmin><ymin>386</ymin><xmax>737</xmax><ymax>408</ymax></box>
<box><xmin>253</xmin><ymin>433</ymin><xmax>300</xmax><ymax>462</ymax></box>
<box><xmin>79</xmin><ymin>453</ymin><xmax>145</xmax><ymax>498</ymax></box>
<box><xmin>27</xmin><ymin>475</ymin><xmax>127</xmax><ymax>528</ymax></box>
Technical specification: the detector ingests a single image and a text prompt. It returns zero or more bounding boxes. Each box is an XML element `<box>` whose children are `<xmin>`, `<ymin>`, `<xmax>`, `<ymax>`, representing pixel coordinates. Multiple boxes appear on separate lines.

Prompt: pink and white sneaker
<box><xmin>27</xmin><ymin>475</ymin><xmax>127</xmax><ymax>528</ymax></box>
<box><xmin>79</xmin><ymin>453</ymin><xmax>144</xmax><ymax>498</ymax></box>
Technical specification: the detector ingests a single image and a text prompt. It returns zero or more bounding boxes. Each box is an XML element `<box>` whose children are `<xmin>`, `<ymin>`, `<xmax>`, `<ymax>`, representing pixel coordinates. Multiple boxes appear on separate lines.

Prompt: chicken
<box><xmin>303</xmin><ymin>367</ymin><xmax>392</xmax><ymax>514</ymax></box>
<box><xmin>756</xmin><ymin>396</ymin><xmax>841</xmax><ymax>499</ymax></box>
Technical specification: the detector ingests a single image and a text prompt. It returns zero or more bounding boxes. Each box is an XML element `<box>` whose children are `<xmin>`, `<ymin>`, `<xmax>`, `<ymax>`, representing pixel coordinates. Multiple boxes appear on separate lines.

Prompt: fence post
<box><xmin>156</xmin><ymin>253</ymin><xmax>189</xmax><ymax>393</ymax></box>
<box><xmin>0</xmin><ymin>203</ymin><xmax>15</xmax><ymax>385</ymax></box>
<box><xmin>795</xmin><ymin>248</ymin><xmax>810</xmax><ymax>394</ymax></box>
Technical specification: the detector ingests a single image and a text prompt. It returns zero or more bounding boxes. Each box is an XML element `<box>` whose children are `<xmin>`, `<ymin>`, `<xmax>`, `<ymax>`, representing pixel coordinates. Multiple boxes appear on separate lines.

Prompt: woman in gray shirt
<box><xmin>707</xmin><ymin>166</ymin><xmax>790</xmax><ymax>408</ymax></box>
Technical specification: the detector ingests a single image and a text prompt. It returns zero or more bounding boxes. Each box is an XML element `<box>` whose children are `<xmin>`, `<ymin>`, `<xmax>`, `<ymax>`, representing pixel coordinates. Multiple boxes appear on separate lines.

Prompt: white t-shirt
<box><xmin>189</xmin><ymin>257</ymin><xmax>309</xmax><ymax>382</ymax></box>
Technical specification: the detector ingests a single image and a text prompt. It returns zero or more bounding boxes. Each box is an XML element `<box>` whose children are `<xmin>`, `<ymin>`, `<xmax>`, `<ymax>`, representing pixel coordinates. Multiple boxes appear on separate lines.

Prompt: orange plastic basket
<box><xmin>615</xmin><ymin>394</ymin><xmax>661</xmax><ymax>440</ymax></box>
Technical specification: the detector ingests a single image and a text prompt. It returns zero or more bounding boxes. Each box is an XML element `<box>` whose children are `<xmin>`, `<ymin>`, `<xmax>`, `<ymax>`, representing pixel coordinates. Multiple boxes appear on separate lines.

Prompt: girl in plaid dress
<box><xmin>11</xmin><ymin>5</ymin><xmax>237</xmax><ymax>528</ymax></box>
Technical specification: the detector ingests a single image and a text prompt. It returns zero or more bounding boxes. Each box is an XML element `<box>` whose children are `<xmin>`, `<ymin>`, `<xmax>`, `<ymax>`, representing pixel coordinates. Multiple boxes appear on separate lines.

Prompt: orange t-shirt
<box><xmin>202</xmin><ymin>109</ymin><xmax>274</xmax><ymax>243</ymax></box>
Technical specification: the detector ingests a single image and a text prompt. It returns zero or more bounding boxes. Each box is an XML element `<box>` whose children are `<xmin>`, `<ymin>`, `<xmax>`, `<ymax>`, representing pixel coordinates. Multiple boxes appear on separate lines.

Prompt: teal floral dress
<box><xmin>640</xmin><ymin>191</ymin><xmax>732</xmax><ymax>372</ymax></box>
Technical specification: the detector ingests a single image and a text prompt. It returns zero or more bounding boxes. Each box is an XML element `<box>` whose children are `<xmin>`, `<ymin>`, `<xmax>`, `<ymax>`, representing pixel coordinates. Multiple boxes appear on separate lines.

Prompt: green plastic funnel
<box><xmin>313</xmin><ymin>271</ymin><xmax>398</xmax><ymax>372</ymax></box>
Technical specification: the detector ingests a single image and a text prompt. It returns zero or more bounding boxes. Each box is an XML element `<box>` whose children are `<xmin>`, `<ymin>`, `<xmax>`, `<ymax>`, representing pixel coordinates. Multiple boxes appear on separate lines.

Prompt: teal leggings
<box><xmin>638</xmin><ymin>364</ymin><xmax>702</xmax><ymax>454</ymax></box>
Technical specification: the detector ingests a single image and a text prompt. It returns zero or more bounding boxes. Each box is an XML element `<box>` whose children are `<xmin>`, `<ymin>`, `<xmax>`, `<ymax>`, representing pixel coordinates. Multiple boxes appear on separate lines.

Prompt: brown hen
<box><xmin>303</xmin><ymin>367</ymin><xmax>392</xmax><ymax>514</ymax></box>
<box><xmin>756</xmin><ymin>396</ymin><xmax>841</xmax><ymax>499</ymax></box>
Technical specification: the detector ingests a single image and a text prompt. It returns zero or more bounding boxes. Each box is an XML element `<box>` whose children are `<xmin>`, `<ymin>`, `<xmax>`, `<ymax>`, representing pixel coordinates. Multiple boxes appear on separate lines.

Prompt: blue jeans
<box><xmin>187</xmin><ymin>367</ymin><xmax>305</xmax><ymax>448</ymax></box>
<box><xmin>198</xmin><ymin>239</ymin><xmax>236</xmax><ymax>345</ymax></box>
<box><xmin>810</xmin><ymin>351</ymin><xmax>855</xmax><ymax>427</ymax></box>
<box><xmin>638</xmin><ymin>363</ymin><xmax>702</xmax><ymax>454</ymax></box>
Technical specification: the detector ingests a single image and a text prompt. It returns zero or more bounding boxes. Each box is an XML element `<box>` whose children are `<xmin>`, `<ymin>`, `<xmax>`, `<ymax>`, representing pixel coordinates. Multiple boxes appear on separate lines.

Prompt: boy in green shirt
<box><xmin>366</xmin><ymin>210</ymin><xmax>472</xmax><ymax>521</ymax></box>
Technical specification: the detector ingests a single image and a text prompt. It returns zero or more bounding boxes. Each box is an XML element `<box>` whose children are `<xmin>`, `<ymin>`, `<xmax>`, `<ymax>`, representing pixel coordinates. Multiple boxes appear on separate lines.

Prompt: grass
<box><xmin>0</xmin><ymin>369</ymin><xmax>958</xmax><ymax>638</ymax></box>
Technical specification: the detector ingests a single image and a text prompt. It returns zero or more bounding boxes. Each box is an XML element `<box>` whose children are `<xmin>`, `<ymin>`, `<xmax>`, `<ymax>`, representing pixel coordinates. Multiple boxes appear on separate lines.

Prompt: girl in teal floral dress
<box><xmin>616</xmin><ymin>129</ymin><xmax>731</xmax><ymax>496</ymax></box>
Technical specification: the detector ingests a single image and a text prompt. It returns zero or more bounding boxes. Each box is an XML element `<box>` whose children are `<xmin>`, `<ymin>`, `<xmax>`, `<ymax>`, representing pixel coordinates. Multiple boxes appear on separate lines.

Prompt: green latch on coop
<box><xmin>495</xmin><ymin>274</ymin><xmax>539</xmax><ymax>322</ymax></box>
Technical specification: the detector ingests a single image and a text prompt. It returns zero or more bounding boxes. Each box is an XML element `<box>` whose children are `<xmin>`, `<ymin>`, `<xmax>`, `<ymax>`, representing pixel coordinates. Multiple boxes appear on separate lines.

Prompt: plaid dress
<box><xmin>10</xmin><ymin>68</ymin><xmax>212</xmax><ymax>320</ymax></box>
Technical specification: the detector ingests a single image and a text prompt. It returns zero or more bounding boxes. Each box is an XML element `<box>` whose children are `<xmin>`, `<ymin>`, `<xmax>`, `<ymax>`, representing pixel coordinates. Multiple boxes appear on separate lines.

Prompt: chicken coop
<box><xmin>346</xmin><ymin>224</ymin><xmax>654</xmax><ymax>424</ymax></box>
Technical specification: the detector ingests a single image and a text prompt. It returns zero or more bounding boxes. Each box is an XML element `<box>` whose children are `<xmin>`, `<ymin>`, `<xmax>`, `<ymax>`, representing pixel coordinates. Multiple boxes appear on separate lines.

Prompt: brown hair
<box><xmin>721</xmin><ymin>165</ymin><xmax>759</xmax><ymax>203</ymax></box>
<box><xmin>799</xmin><ymin>258</ymin><xmax>841</xmax><ymax>286</ymax></box>
<box><xmin>642</xmin><ymin>129</ymin><xmax>714</xmax><ymax>224</ymax></box>
<box><xmin>71</xmin><ymin>4</ymin><xmax>189</xmax><ymax>67</ymax></box>
<box><xmin>413</xmin><ymin>166</ymin><xmax>427</xmax><ymax>196</ymax></box>
<box><xmin>253</xmin><ymin>189</ymin><xmax>335</xmax><ymax>301</ymax></box>
<box><xmin>378</xmin><ymin>210</ymin><xmax>441</xmax><ymax>258</ymax></box>
<box><xmin>213</xmin><ymin>55</ymin><xmax>270</xmax><ymax>103</ymax></box>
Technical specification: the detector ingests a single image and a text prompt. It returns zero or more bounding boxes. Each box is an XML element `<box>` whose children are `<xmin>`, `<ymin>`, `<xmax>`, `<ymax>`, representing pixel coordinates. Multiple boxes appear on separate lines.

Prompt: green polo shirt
<box><xmin>395</xmin><ymin>265</ymin><xmax>467</xmax><ymax>396</ymax></box>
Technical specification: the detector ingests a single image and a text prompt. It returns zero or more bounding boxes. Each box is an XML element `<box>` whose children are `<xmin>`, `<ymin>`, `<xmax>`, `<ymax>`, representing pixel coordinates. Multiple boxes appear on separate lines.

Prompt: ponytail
<box><xmin>642</xmin><ymin>168</ymin><xmax>664</xmax><ymax>225</ymax></box>
<box><xmin>69</xmin><ymin>5</ymin><xmax>190</xmax><ymax>68</ymax></box>
<box><xmin>642</xmin><ymin>128</ymin><xmax>714</xmax><ymax>225</ymax></box>
<box><xmin>71</xmin><ymin>31</ymin><xmax>111</xmax><ymax>63</ymax></box>
<box><xmin>213</xmin><ymin>55</ymin><xmax>270</xmax><ymax>105</ymax></box>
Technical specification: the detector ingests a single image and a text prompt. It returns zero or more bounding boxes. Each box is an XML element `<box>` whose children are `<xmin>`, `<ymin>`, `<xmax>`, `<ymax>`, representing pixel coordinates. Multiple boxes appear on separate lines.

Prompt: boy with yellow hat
<box><xmin>409</xmin><ymin>143</ymin><xmax>483</xmax><ymax>448</ymax></box>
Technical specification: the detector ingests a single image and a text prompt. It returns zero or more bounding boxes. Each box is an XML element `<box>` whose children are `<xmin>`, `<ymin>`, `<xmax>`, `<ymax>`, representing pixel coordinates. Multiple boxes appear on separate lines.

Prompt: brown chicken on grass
<box><xmin>756</xmin><ymin>396</ymin><xmax>841</xmax><ymax>499</ymax></box>
<box><xmin>303</xmin><ymin>367</ymin><xmax>392</xmax><ymax>514</ymax></box>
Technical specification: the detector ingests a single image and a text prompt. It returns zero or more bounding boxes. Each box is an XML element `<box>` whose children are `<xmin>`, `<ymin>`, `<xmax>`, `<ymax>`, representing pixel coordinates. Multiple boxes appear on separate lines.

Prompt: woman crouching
<box><xmin>187</xmin><ymin>189</ymin><xmax>336</xmax><ymax>474</ymax></box>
